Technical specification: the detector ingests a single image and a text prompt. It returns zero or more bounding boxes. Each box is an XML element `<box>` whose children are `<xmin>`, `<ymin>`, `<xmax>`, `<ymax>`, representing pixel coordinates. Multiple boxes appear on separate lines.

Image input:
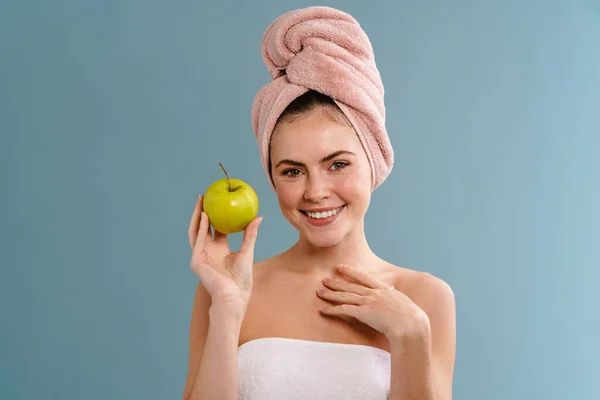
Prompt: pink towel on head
<box><xmin>251</xmin><ymin>6</ymin><xmax>394</xmax><ymax>191</ymax></box>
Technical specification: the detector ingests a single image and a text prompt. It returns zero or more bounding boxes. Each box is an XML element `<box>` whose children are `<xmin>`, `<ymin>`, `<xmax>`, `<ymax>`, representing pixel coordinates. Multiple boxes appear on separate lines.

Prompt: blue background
<box><xmin>1</xmin><ymin>0</ymin><xmax>599</xmax><ymax>399</ymax></box>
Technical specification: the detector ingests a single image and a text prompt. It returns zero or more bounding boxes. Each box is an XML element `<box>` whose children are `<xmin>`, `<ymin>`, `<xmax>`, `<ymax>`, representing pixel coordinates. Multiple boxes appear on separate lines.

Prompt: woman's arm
<box><xmin>388</xmin><ymin>325</ymin><xmax>437</xmax><ymax>400</ymax></box>
<box><xmin>388</xmin><ymin>275</ymin><xmax>456</xmax><ymax>400</ymax></box>
<box><xmin>182</xmin><ymin>283</ymin><xmax>245</xmax><ymax>400</ymax></box>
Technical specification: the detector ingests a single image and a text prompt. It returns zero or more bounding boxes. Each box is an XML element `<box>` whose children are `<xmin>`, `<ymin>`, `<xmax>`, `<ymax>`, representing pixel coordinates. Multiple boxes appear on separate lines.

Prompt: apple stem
<box><xmin>219</xmin><ymin>162</ymin><xmax>232</xmax><ymax>192</ymax></box>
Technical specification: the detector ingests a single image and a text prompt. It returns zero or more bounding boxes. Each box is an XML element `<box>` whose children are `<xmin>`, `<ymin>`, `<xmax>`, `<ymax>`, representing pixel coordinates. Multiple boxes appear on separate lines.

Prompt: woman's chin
<box><xmin>307</xmin><ymin>237</ymin><xmax>339</xmax><ymax>248</ymax></box>
<box><xmin>300</xmin><ymin>228</ymin><xmax>348</xmax><ymax>248</ymax></box>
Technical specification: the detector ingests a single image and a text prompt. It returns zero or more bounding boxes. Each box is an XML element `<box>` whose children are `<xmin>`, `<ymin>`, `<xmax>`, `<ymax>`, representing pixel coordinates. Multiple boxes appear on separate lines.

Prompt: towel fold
<box><xmin>251</xmin><ymin>6</ymin><xmax>394</xmax><ymax>191</ymax></box>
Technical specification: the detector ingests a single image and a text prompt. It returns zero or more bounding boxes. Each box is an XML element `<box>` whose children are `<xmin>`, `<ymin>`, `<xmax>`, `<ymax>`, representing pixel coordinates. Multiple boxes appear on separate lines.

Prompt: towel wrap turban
<box><xmin>251</xmin><ymin>6</ymin><xmax>394</xmax><ymax>191</ymax></box>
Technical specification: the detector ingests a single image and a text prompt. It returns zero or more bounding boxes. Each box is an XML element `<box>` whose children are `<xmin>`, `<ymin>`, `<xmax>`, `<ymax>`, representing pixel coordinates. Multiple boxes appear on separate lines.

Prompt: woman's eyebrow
<box><xmin>274</xmin><ymin>150</ymin><xmax>356</xmax><ymax>168</ymax></box>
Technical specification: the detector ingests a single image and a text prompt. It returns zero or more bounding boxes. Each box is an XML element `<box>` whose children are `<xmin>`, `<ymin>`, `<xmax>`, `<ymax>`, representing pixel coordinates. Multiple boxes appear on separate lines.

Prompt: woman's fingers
<box><xmin>322</xmin><ymin>279</ymin><xmax>371</xmax><ymax>296</ymax></box>
<box><xmin>317</xmin><ymin>289</ymin><xmax>366</xmax><ymax>306</ymax></box>
<box><xmin>213</xmin><ymin>227</ymin><xmax>228</xmax><ymax>246</ymax></box>
<box><xmin>240</xmin><ymin>217</ymin><xmax>263</xmax><ymax>261</ymax></box>
<box><xmin>192</xmin><ymin>211</ymin><xmax>210</xmax><ymax>259</ymax></box>
<box><xmin>188</xmin><ymin>195</ymin><xmax>203</xmax><ymax>250</ymax></box>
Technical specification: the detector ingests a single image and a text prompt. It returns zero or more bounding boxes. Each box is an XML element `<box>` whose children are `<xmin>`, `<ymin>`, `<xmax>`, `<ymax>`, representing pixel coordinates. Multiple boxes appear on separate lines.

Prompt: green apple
<box><xmin>203</xmin><ymin>162</ymin><xmax>259</xmax><ymax>234</ymax></box>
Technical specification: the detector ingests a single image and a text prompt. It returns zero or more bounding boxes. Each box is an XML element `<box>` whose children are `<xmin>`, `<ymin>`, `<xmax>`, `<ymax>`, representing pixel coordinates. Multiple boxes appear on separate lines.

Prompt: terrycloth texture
<box><xmin>251</xmin><ymin>6</ymin><xmax>394</xmax><ymax>191</ymax></box>
<box><xmin>238</xmin><ymin>337</ymin><xmax>391</xmax><ymax>399</ymax></box>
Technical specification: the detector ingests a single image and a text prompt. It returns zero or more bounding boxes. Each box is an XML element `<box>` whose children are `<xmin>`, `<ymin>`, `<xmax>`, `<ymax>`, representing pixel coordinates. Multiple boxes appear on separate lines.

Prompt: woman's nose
<box><xmin>303</xmin><ymin>175</ymin><xmax>330</xmax><ymax>202</ymax></box>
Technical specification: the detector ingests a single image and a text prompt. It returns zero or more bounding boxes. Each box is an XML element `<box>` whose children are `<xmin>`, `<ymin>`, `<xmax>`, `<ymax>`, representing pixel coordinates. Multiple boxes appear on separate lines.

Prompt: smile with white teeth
<box><xmin>304</xmin><ymin>206</ymin><xmax>344</xmax><ymax>219</ymax></box>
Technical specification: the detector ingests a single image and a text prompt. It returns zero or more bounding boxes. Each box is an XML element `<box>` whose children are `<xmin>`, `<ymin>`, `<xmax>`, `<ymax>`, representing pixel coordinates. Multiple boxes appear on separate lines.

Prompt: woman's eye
<box><xmin>331</xmin><ymin>161</ymin><xmax>349</xmax><ymax>170</ymax></box>
<box><xmin>282</xmin><ymin>168</ymin><xmax>300</xmax><ymax>177</ymax></box>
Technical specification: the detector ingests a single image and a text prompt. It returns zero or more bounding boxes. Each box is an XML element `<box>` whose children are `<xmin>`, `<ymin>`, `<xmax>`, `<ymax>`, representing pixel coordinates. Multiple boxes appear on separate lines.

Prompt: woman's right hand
<box><xmin>188</xmin><ymin>194</ymin><xmax>263</xmax><ymax>312</ymax></box>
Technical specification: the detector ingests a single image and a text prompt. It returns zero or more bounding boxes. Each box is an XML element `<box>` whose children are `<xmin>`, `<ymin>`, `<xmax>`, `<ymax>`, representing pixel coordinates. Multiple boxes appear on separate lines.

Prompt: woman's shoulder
<box><xmin>252</xmin><ymin>254</ymin><xmax>284</xmax><ymax>271</ymax></box>
<box><xmin>380</xmin><ymin>260</ymin><xmax>452</xmax><ymax>301</ymax></box>
<box><xmin>251</xmin><ymin>253</ymin><xmax>289</xmax><ymax>282</ymax></box>
<box><xmin>384</xmin><ymin>261</ymin><xmax>455</xmax><ymax>323</ymax></box>
<box><xmin>380</xmin><ymin>261</ymin><xmax>425</xmax><ymax>291</ymax></box>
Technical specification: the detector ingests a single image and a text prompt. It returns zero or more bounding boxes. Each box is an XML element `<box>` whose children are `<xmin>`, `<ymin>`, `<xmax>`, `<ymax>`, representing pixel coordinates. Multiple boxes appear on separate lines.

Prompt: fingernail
<box><xmin>336</xmin><ymin>264</ymin><xmax>346</xmax><ymax>270</ymax></box>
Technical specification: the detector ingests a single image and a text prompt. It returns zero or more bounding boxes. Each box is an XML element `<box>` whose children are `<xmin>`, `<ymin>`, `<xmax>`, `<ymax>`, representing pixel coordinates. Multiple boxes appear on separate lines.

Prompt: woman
<box><xmin>183</xmin><ymin>6</ymin><xmax>456</xmax><ymax>400</ymax></box>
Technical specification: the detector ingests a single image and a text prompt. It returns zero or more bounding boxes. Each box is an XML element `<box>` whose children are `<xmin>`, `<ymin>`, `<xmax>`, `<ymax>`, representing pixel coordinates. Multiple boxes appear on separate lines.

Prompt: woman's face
<box><xmin>269</xmin><ymin>109</ymin><xmax>372</xmax><ymax>247</ymax></box>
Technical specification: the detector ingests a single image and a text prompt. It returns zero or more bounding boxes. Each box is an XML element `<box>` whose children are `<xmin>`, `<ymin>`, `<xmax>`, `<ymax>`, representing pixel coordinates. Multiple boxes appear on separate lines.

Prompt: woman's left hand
<box><xmin>317</xmin><ymin>264</ymin><xmax>430</xmax><ymax>340</ymax></box>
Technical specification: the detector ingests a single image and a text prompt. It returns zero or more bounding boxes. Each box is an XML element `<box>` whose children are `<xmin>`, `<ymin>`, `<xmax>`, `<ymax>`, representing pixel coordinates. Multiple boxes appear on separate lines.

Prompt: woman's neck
<box><xmin>283</xmin><ymin>227</ymin><xmax>381</xmax><ymax>275</ymax></box>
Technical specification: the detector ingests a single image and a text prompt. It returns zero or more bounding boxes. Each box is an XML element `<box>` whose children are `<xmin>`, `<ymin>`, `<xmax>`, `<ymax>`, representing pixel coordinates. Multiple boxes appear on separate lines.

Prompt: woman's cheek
<box><xmin>277</xmin><ymin>182</ymin><xmax>302</xmax><ymax>207</ymax></box>
<box><xmin>339</xmin><ymin>173</ymin><xmax>364</xmax><ymax>194</ymax></box>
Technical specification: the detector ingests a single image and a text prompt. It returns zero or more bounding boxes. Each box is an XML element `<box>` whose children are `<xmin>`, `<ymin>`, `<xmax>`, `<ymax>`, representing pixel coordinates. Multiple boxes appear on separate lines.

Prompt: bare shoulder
<box><xmin>384</xmin><ymin>262</ymin><xmax>455</xmax><ymax>312</ymax></box>
<box><xmin>378</xmin><ymin>262</ymin><xmax>423</xmax><ymax>291</ymax></box>
<box><xmin>251</xmin><ymin>255</ymin><xmax>281</xmax><ymax>279</ymax></box>
<box><xmin>248</xmin><ymin>254</ymin><xmax>292</xmax><ymax>289</ymax></box>
<box><xmin>253</xmin><ymin>253</ymin><xmax>284</xmax><ymax>269</ymax></box>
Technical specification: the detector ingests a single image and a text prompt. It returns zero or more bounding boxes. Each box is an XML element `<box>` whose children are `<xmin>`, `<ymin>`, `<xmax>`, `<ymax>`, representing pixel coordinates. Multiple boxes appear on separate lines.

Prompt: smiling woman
<box><xmin>183</xmin><ymin>5</ymin><xmax>456</xmax><ymax>400</ymax></box>
<box><xmin>268</xmin><ymin>104</ymin><xmax>373</xmax><ymax>248</ymax></box>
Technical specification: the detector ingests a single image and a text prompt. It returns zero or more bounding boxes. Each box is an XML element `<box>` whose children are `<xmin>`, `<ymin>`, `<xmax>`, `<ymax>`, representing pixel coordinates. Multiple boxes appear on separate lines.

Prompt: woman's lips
<box><xmin>301</xmin><ymin>205</ymin><xmax>346</xmax><ymax>227</ymax></box>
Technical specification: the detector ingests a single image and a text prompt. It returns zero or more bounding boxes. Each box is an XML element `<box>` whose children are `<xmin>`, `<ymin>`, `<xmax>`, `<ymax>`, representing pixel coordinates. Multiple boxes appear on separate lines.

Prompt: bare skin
<box><xmin>239</xmin><ymin>249</ymin><xmax>427</xmax><ymax>354</ymax></box>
